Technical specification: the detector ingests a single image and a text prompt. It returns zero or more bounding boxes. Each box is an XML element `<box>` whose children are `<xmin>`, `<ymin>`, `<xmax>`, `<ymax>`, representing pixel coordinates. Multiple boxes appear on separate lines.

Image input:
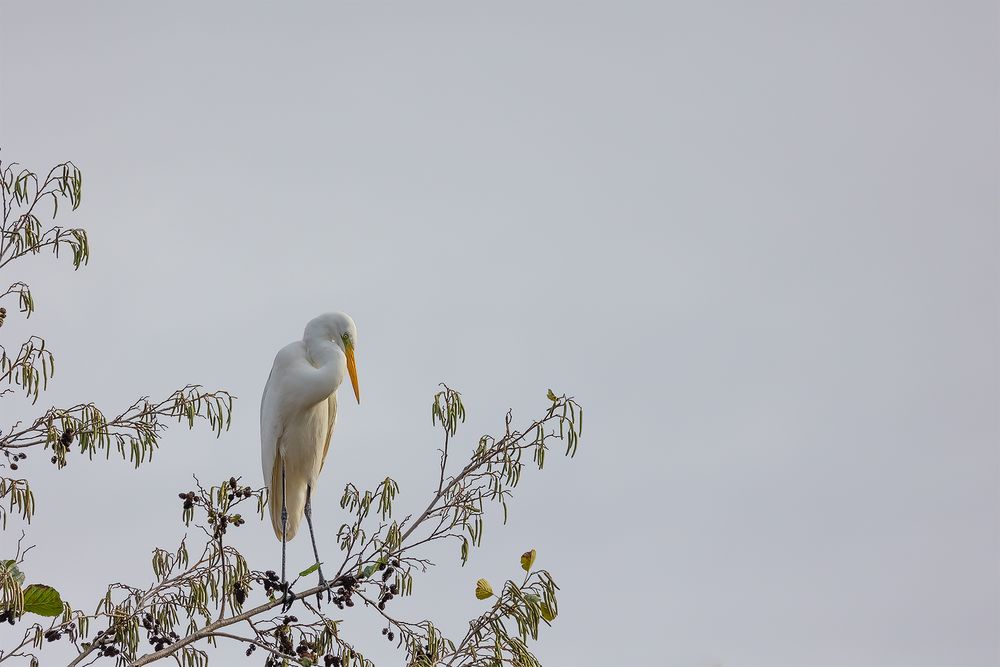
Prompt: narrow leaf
<box><xmin>299</xmin><ymin>562</ymin><xmax>322</xmax><ymax>577</ymax></box>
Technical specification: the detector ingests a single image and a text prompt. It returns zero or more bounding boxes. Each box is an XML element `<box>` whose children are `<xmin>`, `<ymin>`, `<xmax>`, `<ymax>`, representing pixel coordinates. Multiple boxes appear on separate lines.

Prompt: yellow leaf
<box><xmin>540</xmin><ymin>603</ymin><xmax>556</xmax><ymax>622</ymax></box>
<box><xmin>475</xmin><ymin>578</ymin><xmax>493</xmax><ymax>600</ymax></box>
<box><xmin>520</xmin><ymin>549</ymin><xmax>536</xmax><ymax>572</ymax></box>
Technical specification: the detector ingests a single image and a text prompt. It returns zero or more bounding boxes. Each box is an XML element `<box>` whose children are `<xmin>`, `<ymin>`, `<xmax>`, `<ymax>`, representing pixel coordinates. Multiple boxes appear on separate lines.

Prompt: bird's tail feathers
<box><xmin>269</xmin><ymin>451</ymin><xmax>305</xmax><ymax>541</ymax></box>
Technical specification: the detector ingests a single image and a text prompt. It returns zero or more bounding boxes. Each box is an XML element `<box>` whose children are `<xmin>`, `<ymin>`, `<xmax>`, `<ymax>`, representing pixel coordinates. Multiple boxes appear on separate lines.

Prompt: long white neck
<box><xmin>301</xmin><ymin>335</ymin><xmax>346</xmax><ymax>402</ymax></box>
<box><xmin>304</xmin><ymin>335</ymin><xmax>342</xmax><ymax>369</ymax></box>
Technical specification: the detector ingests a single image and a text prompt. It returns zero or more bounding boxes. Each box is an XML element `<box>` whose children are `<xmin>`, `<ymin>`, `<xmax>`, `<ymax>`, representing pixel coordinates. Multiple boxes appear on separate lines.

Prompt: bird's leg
<box><xmin>304</xmin><ymin>485</ymin><xmax>331</xmax><ymax>603</ymax></box>
<box><xmin>280</xmin><ymin>461</ymin><xmax>296</xmax><ymax>612</ymax></box>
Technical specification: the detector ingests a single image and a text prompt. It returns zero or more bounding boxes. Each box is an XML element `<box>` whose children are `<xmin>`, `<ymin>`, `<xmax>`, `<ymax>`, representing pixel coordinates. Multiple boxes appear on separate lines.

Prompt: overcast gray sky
<box><xmin>1</xmin><ymin>2</ymin><xmax>998</xmax><ymax>666</ymax></box>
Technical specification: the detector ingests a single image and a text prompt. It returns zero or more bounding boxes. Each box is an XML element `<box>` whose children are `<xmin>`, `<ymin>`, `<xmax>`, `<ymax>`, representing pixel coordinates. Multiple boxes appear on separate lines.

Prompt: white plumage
<box><xmin>260</xmin><ymin>312</ymin><xmax>360</xmax><ymax>542</ymax></box>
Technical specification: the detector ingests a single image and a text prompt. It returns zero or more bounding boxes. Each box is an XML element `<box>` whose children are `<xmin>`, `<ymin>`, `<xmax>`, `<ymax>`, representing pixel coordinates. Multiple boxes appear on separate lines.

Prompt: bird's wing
<box><xmin>260</xmin><ymin>365</ymin><xmax>281</xmax><ymax>493</ymax></box>
<box><xmin>319</xmin><ymin>391</ymin><xmax>338</xmax><ymax>472</ymax></box>
<box><xmin>260</xmin><ymin>342</ymin><xmax>300</xmax><ymax>491</ymax></box>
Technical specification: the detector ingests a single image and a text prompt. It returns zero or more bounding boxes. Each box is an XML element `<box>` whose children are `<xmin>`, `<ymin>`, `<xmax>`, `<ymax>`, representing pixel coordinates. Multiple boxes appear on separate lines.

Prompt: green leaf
<box><xmin>0</xmin><ymin>560</ymin><xmax>26</xmax><ymax>586</ymax></box>
<box><xmin>299</xmin><ymin>562</ymin><xmax>322</xmax><ymax>577</ymax></box>
<box><xmin>546</xmin><ymin>389</ymin><xmax>558</xmax><ymax>401</ymax></box>
<box><xmin>23</xmin><ymin>584</ymin><xmax>62</xmax><ymax>617</ymax></box>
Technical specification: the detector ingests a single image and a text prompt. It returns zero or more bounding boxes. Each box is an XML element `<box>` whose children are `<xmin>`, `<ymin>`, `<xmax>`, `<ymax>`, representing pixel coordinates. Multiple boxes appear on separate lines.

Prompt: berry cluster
<box><xmin>233</xmin><ymin>582</ymin><xmax>247</xmax><ymax>606</ymax></box>
<box><xmin>80</xmin><ymin>628</ymin><xmax>121</xmax><ymax>658</ymax></box>
<box><xmin>262</xmin><ymin>570</ymin><xmax>289</xmax><ymax>596</ymax></box>
<box><xmin>141</xmin><ymin>612</ymin><xmax>179</xmax><ymax>651</ymax></box>
<box><xmin>293</xmin><ymin>637</ymin><xmax>320</xmax><ymax>662</ymax></box>
<box><xmin>50</xmin><ymin>427</ymin><xmax>75</xmax><ymax>465</ymax></box>
<box><xmin>0</xmin><ymin>306</ymin><xmax>6</xmax><ymax>327</ymax></box>
<box><xmin>225</xmin><ymin>476</ymin><xmax>254</xmax><ymax>501</ymax></box>
<box><xmin>177</xmin><ymin>478</ymin><xmax>250</xmax><ymax>539</ymax></box>
<box><xmin>264</xmin><ymin>651</ymin><xmax>342</xmax><ymax>667</ymax></box>
<box><xmin>2</xmin><ymin>450</ymin><xmax>26</xmax><ymax>471</ymax></box>
<box><xmin>380</xmin><ymin>627</ymin><xmax>395</xmax><ymax>642</ymax></box>
<box><xmin>207</xmin><ymin>510</ymin><xmax>245</xmax><ymax>536</ymax></box>
<box><xmin>0</xmin><ymin>609</ymin><xmax>17</xmax><ymax>624</ymax></box>
<box><xmin>330</xmin><ymin>573</ymin><xmax>358</xmax><ymax>610</ymax></box>
<box><xmin>178</xmin><ymin>491</ymin><xmax>200</xmax><ymax>510</ymax></box>
<box><xmin>376</xmin><ymin>559</ymin><xmax>401</xmax><ymax>611</ymax></box>
<box><xmin>273</xmin><ymin>618</ymin><xmax>298</xmax><ymax>655</ymax></box>
<box><xmin>44</xmin><ymin>628</ymin><xmax>64</xmax><ymax>642</ymax></box>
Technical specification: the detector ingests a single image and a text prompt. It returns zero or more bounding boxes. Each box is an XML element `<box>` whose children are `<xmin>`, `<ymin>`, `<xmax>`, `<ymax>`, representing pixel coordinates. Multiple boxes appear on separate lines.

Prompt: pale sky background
<box><xmin>1</xmin><ymin>2</ymin><xmax>998</xmax><ymax>666</ymax></box>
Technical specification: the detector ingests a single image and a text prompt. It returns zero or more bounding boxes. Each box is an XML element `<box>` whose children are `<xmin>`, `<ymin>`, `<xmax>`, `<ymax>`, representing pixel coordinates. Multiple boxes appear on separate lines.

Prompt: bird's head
<box><xmin>305</xmin><ymin>312</ymin><xmax>360</xmax><ymax>403</ymax></box>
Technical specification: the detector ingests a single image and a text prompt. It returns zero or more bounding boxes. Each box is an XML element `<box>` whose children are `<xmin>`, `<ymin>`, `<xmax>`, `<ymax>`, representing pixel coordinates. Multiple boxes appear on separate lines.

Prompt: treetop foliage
<box><xmin>0</xmin><ymin>155</ymin><xmax>584</xmax><ymax>667</ymax></box>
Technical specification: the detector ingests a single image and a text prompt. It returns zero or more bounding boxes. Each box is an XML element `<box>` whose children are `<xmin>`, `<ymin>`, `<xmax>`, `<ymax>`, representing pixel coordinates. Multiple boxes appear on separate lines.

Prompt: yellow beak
<box><xmin>345</xmin><ymin>344</ymin><xmax>360</xmax><ymax>404</ymax></box>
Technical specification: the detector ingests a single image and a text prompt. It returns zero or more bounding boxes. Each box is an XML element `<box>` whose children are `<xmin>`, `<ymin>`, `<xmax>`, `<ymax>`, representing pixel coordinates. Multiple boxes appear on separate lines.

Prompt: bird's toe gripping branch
<box><xmin>280</xmin><ymin>584</ymin><xmax>297</xmax><ymax>613</ymax></box>
<box><xmin>316</xmin><ymin>573</ymin><xmax>334</xmax><ymax>606</ymax></box>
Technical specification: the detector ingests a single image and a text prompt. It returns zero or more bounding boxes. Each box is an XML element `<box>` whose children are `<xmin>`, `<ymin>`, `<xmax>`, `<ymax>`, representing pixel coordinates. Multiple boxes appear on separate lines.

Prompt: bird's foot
<box><xmin>279</xmin><ymin>583</ymin><xmax>296</xmax><ymax>612</ymax></box>
<box><xmin>316</xmin><ymin>573</ymin><xmax>333</xmax><ymax>605</ymax></box>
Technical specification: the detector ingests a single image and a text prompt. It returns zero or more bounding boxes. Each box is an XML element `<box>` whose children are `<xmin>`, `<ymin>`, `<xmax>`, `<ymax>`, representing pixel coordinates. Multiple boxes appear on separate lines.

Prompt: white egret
<box><xmin>260</xmin><ymin>312</ymin><xmax>360</xmax><ymax>607</ymax></box>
